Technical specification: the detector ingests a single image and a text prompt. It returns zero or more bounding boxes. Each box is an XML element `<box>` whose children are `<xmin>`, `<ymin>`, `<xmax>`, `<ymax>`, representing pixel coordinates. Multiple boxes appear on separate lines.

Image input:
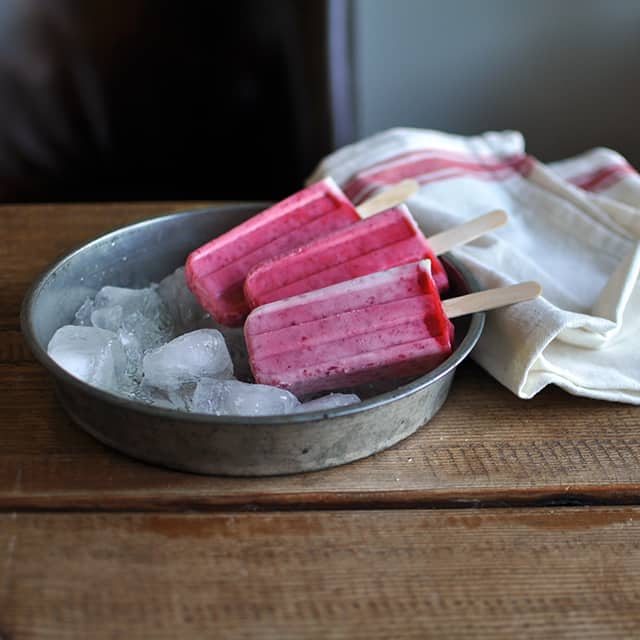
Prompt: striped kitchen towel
<box><xmin>308</xmin><ymin>128</ymin><xmax>640</xmax><ymax>404</ymax></box>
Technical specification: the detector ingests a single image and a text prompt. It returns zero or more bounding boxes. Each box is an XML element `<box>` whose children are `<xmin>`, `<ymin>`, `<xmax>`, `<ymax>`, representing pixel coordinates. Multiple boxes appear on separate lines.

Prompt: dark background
<box><xmin>0</xmin><ymin>0</ymin><xmax>637</xmax><ymax>203</ymax></box>
<box><xmin>353</xmin><ymin>0</ymin><xmax>640</xmax><ymax>169</ymax></box>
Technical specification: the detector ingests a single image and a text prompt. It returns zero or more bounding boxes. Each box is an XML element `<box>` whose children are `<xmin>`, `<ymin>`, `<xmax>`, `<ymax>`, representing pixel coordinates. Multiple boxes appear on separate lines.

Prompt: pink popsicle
<box><xmin>245</xmin><ymin>260</ymin><xmax>454</xmax><ymax>396</ymax></box>
<box><xmin>244</xmin><ymin>205</ymin><xmax>448</xmax><ymax>309</ymax></box>
<box><xmin>186</xmin><ymin>177</ymin><xmax>361</xmax><ymax>326</ymax></box>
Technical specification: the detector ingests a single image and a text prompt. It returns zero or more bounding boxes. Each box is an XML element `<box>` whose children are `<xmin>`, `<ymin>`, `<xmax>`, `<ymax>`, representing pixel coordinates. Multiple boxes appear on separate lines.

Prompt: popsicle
<box><xmin>245</xmin><ymin>260</ymin><xmax>541</xmax><ymax>396</ymax></box>
<box><xmin>185</xmin><ymin>177</ymin><xmax>419</xmax><ymax>326</ymax></box>
<box><xmin>244</xmin><ymin>207</ymin><xmax>507</xmax><ymax>307</ymax></box>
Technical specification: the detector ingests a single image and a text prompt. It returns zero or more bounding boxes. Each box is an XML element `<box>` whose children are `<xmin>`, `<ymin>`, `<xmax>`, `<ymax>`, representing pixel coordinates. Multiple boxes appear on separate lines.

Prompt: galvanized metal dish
<box><xmin>21</xmin><ymin>204</ymin><xmax>485</xmax><ymax>476</ymax></box>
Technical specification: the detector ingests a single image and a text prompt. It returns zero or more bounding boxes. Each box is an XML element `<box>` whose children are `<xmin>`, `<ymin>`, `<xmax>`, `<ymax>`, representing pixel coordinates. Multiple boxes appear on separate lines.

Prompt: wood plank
<box><xmin>1</xmin><ymin>507</ymin><xmax>640</xmax><ymax>639</ymax></box>
<box><xmin>2</xmin><ymin>356</ymin><xmax>639</xmax><ymax>510</ymax></box>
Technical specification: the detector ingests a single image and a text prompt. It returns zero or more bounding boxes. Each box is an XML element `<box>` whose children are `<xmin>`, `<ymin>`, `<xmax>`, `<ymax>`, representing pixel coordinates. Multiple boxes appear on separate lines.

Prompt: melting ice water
<box><xmin>48</xmin><ymin>266</ymin><xmax>361</xmax><ymax>415</ymax></box>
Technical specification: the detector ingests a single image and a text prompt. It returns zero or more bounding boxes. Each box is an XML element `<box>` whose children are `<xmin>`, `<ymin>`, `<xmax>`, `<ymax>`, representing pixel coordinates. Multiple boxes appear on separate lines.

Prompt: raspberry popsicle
<box><xmin>244</xmin><ymin>208</ymin><xmax>507</xmax><ymax>308</ymax></box>
<box><xmin>186</xmin><ymin>178</ymin><xmax>418</xmax><ymax>326</ymax></box>
<box><xmin>245</xmin><ymin>260</ymin><xmax>451</xmax><ymax>395</ymax></box>
<box><xmin>245</xmin><ymin>260</ymin><xmax>540</xmax><ymax>396</ymax></box>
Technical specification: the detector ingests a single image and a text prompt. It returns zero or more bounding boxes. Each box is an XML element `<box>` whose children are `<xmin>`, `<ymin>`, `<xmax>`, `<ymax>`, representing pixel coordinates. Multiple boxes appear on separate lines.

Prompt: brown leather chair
<box><xmin>0</xmin><ymin>0</ymin><xmax>354</xmax><ymax>202</ymax></box>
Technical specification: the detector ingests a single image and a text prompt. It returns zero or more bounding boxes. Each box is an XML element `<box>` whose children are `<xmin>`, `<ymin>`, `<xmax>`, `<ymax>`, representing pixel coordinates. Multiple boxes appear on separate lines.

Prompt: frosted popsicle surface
<box><xmin>245</xmin><ymin>260</ymin><xmax>454</xmax><ymax>396</ymax></box>
<box><xmin>186</xmin><ymin>178</ymin><xmax>360</xmax><ymax>326</ymax></box>
<box><xmin>244</xmin><ymin>205</ymin><xmax>449</xmax><ymax>308</ymax></box>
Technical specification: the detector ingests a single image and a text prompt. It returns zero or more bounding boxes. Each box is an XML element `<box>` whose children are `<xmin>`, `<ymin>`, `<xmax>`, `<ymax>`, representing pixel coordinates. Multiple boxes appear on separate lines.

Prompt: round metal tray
<box><xmin>21</xmin><ymin>204</ymin><xmax>484</xmax><ymax>476</ymax></box>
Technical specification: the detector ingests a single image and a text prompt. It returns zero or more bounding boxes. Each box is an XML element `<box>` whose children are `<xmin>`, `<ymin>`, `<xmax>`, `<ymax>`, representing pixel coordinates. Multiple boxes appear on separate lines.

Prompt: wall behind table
<box><xmin>353</xmin><ymin>0</ymin><xmax>640</xmax><ymax>166</ymax></box>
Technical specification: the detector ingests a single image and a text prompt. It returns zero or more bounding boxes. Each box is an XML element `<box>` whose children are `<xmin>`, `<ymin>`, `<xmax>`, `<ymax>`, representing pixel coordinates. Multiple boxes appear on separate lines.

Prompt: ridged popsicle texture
<box><xmin>185</xmin><ymin>177</ymin><xmax>360</xmax><ymax>326</ymax></box>
<box><xmin>244</xmin><ymin>205</ymin><xmax>449</xmax><ymax>308</ymax></box>
<box><xmin>245</xmin><ymin>260</ymin><xmax>454</xmax><ymax>396</ymax></box>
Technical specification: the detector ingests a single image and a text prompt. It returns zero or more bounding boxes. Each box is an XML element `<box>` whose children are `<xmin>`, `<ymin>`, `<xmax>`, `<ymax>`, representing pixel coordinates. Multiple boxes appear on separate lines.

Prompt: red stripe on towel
<box><xmin>569</xmin><ymin>163</ymin><xmax>637</xmax><ymax>192</ymax></box>
<box><xmin>343</xmin><ymin>150</ymin><xmax>535</xmax><ymax>203</ymax></box>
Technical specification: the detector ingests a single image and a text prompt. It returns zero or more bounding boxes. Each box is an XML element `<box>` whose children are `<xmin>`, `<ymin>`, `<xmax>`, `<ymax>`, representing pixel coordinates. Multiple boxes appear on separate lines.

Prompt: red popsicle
<box><xmin>244</xmin><ymin>208</ymin><xmax>507</xmax><ymax>308</ymax></box>
<box><xmin>185</xmin><ymin>177</ymin><xmax>419</xmax><ymax>326</ymax></box>
<box><xmin>245</xmin><ymin>260</ymin><xmax>540</xmax><ymax>396</ymax></box>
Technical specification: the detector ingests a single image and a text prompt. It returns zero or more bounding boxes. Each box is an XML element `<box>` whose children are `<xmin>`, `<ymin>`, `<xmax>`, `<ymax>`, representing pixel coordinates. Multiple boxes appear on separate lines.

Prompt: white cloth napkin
<box><xmin>308</xmin><ymin>128</ymin><xmax>640</xmax><ymax>404</ymax></box>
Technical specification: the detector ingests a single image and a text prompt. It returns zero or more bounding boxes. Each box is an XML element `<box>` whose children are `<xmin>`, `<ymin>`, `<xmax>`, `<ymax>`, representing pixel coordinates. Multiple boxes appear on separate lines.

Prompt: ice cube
<box><xmin>195</xmin><ymin>319</ymin><xmax>250</xmax><ymax>380</ymax></box>
<box><xmin>73</xmin><ymin>297</ymin><xmax>95</xmax><ymax>326</ymax></box>
<box><xmin>86</xmin><ymin>285</ymin><xmax>174</xmax><ymax>382</ymax></box>
<box><xmin>94</xmin><ymin>286</ymin><xmax>173</xmax><ymax>339</ymax></box>
<box><xmin>47</xmin><ymin>325</ymin><xmax>126</xmax><ymax>392</ymax></box>
<box><xmin>157</xmin><ymin>267</ymin><xmax>208</xmax><ymax>334</ymax></box>
<box><xmin>91</xmin><ymin>305</ymin><xmax>123</xmax><ymax>332</ymax></box>
<box><xmin>191</xmin><ymin>378</ymin><xmax>300</xmax><ymax>416</ymax></box>
<box><xmin>121</xmin><ymin>310</ymin><xmax>172</xmax><ymax>353</ymax></box>
<box><xmin>295</xmin><ymin>393</ymin><xmax>361</xmax><ymax>413</ymax></box>
<box><xmin>157</xmin><ymin>267</ymin><xmax>251</xmax><ymax>377</ymax></box>
<box><xmin>142</xmin><ymin>329</ymin><xmax>233</xmax><ymax>389</ymax></box>
<box><xmin>135</xmin><ymin>381</ymin><xmax>195</xmax><ymax>411</ymax></box>
<box><xmin>94</xmin><ymin>286</ymin><xmax>159</xmax><ymax>317</ymax></box>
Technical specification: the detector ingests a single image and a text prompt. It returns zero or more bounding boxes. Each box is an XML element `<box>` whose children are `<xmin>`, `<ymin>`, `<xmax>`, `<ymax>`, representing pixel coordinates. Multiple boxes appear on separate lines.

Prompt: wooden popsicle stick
<box><xmin>442</xmin><ymin>281</ymin><xmax>542</xmax><ymax>319</ymax></box>
<box><xmin>427</xmin><ymin>209</ymin><xmax>508</xmax><ymax>256</ymax></box>
<box><xmin>355</xmin><ymin>179</ymin><xmax>420</xmax><ymax>219</ymax></box>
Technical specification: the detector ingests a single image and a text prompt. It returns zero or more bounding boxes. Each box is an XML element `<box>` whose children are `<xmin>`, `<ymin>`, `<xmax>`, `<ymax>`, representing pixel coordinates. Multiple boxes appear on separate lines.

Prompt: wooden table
<box><xmin>2</xmin><ymin>202</ymin><xmax>640</xmax><ymax>639</ymax></box>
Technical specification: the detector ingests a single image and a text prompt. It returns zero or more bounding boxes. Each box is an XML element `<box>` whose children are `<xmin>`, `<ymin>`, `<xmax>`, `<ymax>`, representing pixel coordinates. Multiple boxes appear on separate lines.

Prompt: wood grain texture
<box><xmin>2</xmin><ymin>203</ymin><xmax>640</xmax><ymax>510</ymax></box>
<box><xmin>2</xmin><ymin>507</ymin><xmax>640</xmax><ymax>639</ymax></box>
<box><xmin>3</xmin><ymin>203</ymin><xmax>640</xmax><ymax>640</ymax></box>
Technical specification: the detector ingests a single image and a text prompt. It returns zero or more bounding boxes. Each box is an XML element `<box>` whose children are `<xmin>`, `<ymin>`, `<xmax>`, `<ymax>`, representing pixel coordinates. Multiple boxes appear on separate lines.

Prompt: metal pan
<box><xmin>21</xmin><ymin>204</ymin><xmax>484</xmax><ymax>476</ymax></box>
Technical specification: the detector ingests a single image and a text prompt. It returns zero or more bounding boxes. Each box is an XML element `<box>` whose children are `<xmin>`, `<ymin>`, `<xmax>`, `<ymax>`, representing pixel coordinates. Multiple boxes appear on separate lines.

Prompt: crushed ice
<box><xmin>47</xmin><ymin>266</ymin><xmax>360</xmax><ymax>416</ymax></box>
